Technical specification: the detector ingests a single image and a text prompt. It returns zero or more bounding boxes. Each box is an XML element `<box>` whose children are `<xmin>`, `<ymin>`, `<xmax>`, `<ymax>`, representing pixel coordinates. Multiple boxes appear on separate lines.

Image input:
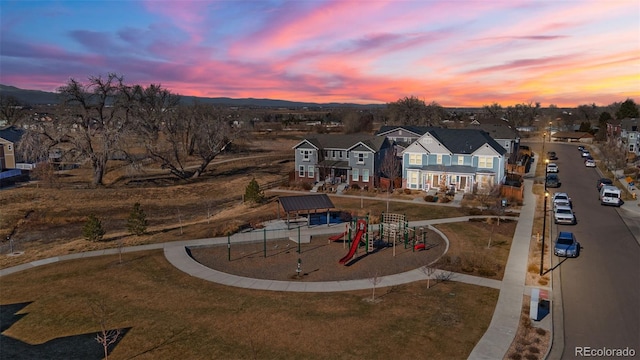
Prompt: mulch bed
<box><xmin>189</xmin><ymin>228</ymin><xmax>446</xmax><ymax>282</ymax></box>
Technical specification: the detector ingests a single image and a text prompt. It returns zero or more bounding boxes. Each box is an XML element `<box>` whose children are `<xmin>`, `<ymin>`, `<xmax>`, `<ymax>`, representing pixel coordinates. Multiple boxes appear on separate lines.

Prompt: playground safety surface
<box><xmin>189</xmin><ymin>228</ymin><xmax>446</xmax><ymax>282</ymax></box>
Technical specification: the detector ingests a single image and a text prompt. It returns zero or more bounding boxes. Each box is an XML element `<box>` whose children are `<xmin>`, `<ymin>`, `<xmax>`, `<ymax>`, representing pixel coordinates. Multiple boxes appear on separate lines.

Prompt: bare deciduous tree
<box><xmin>0</xmin><ymin>94</ymin><xmax>26</xmax><ymax>125</ymax></box>
<box><xmin>89</xmin><ymin>299</ymin><xmax>121</xmax><ymax>360</ymax></box>
<box><xmin>600</xmin><ymin>138</ymin><xmax>628</xmax><ymax>171</ymax></box>
<box><xmin>368</xmin><ymin>270</ymin><xmax>382</xmax><ymax>301</ymax></box>
<box><xmin>379</xmin><ymin>147</ymin><xmax>401</xmax><ymax>191</ymax></box>
<box><xmin>140</xmin><ymin>103</ymin><xmax>240</xmax><ymax>179</ymax></box>
<box><xmin>420</xmin><ymin>265</ymin><xmax>437</xmax><ymax>289</ymax></box>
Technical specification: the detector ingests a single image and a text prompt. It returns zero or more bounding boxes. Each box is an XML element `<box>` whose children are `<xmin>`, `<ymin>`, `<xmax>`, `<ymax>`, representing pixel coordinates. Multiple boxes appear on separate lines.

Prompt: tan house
<box><xmin>0</xmin><ymin>126</ymin><xmax>24</xmax><ymax>169</ymax></box>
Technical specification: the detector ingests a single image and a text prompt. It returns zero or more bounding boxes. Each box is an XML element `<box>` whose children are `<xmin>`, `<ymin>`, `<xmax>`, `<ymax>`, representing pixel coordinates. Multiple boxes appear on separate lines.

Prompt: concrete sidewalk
<box><xmin>467</xmin><ymin>178</ymin><xmax>536</xmax><ymax>359</ymax></box>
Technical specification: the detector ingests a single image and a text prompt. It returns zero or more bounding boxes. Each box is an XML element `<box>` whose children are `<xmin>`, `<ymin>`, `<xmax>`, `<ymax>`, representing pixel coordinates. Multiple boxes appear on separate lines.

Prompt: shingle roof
<box><xmin>427</xmin><ymin>128</ymin><xmax>507</xmax><ymax>155</ymax></box>
<box><xmin>375</xmin><ymin>125</ymin><xmax>431</xmax><ymax>136</ymax></box>
<box><xmin>278</xmin><ymin>194</ymin><xmax>335</xmax><ymax>213</ymax></box>
<box><xmin>376</xmin><ymin>125</ymin><xmax>507</xmax><ymax>155</ymax></box>
<box><xmin>297</xmin><ymin>134</ymin><xmax>387</xmax><ymax>152</ymax></box>
<box><xmin>467</xmin><ymin>123</ymin><xmax>519</xmax><ymax>139</ymax></box>
<box><xmin>0</xmin><ymin>126</ymin><xmax>25</xmax><ymax>143</ymax></box>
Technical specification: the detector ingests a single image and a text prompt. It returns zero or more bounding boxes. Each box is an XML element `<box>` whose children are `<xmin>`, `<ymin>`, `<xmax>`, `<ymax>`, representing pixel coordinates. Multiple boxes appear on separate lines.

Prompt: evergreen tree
<box><xmin>127</xmin><ymin>202</ymin><xmax>148</xmax><ymax>236</ymax></box>
<box><xmin>244</xmin><ymin>178</ymin><xmax>264</xmax><ymax>203</ymax></box>
<box><xmin>616</xmin><ymin>98</ymin><xmax>639</xmax><ymax>119</ymax></box>
<box><xmin>83</xmin><ymin>214</ymin><xmax>106</xmax><ymax>242</ymax></box>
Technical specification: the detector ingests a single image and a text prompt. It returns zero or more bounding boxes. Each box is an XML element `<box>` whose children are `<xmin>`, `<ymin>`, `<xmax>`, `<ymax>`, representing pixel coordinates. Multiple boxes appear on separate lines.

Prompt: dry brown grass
<box><xmin>1</xmin><ymin>251</ymin><xmax>499</xmax><ymax>359</ymax></box>
<box><xmin>0</xmin><ymin>132</ymin><xmax>527</xmax><ymax>358</ymax></box>
<box><xmin>504</xmin><ymin>297</ymin><xmax>551</xmax><ymax>360</ymax></box>
<box><xmin>434</xmin><ymin>218</ymin><xmax>515</xmax><ymax>280</ymax></box>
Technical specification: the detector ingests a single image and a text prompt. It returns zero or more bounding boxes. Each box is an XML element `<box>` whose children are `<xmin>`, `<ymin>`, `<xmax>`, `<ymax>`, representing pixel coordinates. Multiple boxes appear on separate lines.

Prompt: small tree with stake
<box><xmin>90</xmin><ymin>299</ymin><xmax>121</xmax><ymax>360</ymax></box>
<box><xmin>83</xmin><ymin>214</ymin><xmax>106</xmax><ymax>242</ymax></box>
<box><xmin>126</xmin><ymin>202</ymin><xmax>148</xmax><ymax>236</ymax></box>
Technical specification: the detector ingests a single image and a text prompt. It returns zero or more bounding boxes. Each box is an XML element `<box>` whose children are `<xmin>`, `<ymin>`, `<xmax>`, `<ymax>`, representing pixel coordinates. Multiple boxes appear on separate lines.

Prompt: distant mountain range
<box><xmin>0</xmin><ymin>84</ymin><xmax>384</xmax><ymax>109</ymax></box>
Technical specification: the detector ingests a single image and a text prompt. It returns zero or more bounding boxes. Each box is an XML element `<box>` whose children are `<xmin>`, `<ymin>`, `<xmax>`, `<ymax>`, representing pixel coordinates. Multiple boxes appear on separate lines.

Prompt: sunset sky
<box><xmin>1</xmin><ymin>0</ymin><xmax>638</xmax><ymax>107</ymax></box>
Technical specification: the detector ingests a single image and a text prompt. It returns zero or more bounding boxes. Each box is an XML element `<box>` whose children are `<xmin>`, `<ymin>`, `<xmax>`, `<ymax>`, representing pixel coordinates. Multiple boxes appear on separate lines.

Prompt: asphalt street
<box><xmin>543</xmin><ymin>142</ymin><xmax>640</xmax><ymax>359</ymax></box>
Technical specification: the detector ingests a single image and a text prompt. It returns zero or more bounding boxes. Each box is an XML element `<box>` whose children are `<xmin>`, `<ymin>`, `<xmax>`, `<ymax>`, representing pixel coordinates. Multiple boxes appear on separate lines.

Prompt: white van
<box><xmin>599</xmin><ymin>185</ymin><xmax>622</xmax><ymax>207</ymax></box>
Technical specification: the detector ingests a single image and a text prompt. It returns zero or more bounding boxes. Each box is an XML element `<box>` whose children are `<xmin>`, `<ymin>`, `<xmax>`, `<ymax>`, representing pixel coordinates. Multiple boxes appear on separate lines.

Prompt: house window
<box><xmin>325</xmin><ymin>150</ymin><xmax>329</xmax><ymax>157</ymax></box>
<box><xmin>437</xmin><ymin>154</ymin><xmax>443</xmax><ymax>164</ymax></box>
<box><xmin>300</xmin><ymin>149</ymin><xmax>312</xmax><ymax>162</ymax></box>
<box><xmin>409</xmin><ymin>154</ymin><xmax>421</xmax><ymax>165</ymax></box>
<box><xmin>356</xmin><ymin>153</ymin><xmax>366</xmax><ymax>164</ymax></box>
<box><xmin>478</xmin><ymin>156</ymin><xmax>493</xmax><ymax>168</ymax></box>
<box><xmin>299</xmin><ymin>165</ymin><xmax>305</xmax><ymax>177</ymax></box>
<box><xmin>352</xmin><ymin>168</ymin><xmax>359</xmax><ymax>181</ymax></box>
<box><xmin>7</xmin><ymin>144</ymin><xmax>12</xmax><ymax>152</ymax></box>
<box><xmin>408</xmin><ymin>171</ymin><xmax>419</xmax><ymax>189</ymax></box>
<box><xmin>458</xmin><ymin>156</ymin><xmax>464</xmax><ymax>165</ymax></box>
<box><xmin>340</xmin><ymin>151</ymin><xmax>343</xmax><ymax>158</ymax></box>
<box><xmin>363</xmin><ymin>169</ymin><xmax>369</xmax><ymax>182</ymax></box>
<box><xmin>504</xmin><ymin>141</ymin><xmax>510</xmax><ymax>148</ymax></box>
<box><xmin>308</xmin><ymin>166</ymin><xmax>314</xmax><ymax>178</ymax></box>
<box><xmin>332</xmin><ymin>150</ymin><xmax>336</xmax><ymax>158</ymax></box>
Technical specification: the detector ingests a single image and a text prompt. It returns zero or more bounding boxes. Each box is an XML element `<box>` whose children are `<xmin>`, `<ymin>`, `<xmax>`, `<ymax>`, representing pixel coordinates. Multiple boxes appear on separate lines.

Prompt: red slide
<box><xmin>414</xmin><ymin>243</ymin><xmax>426</xmax><ymax>251</ymax></box>
<box><xmin>329</xmin><ymin>230</ymin><xmax>349</xmax><ymax>241</ymax></box>
<box><xmin>338</xmin><ymin>229</ymin><xmax>364</xmax><ymax>264</ymax></box>
<box><xmin>339</xmin><ymin>220</ymin><xmax>367</xmax><ymax>265</ymax></box>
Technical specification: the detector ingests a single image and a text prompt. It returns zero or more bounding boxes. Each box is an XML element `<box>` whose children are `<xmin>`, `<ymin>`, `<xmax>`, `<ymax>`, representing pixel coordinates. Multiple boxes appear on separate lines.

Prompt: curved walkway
<box><xmin>0</xmin><ymin>185</ymin><xmax>537</xmax><ymax>360</ymax></box>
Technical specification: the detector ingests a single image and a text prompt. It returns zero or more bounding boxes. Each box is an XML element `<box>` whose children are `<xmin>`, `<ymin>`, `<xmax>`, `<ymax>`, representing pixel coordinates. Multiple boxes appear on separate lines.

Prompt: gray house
<box><xmin>619</xmin><ymin>118</ymin><xmax>639</xmax><ymax>156</ymax></box>
<box><xmin>292</xmin><ymin>134</ymin><xmax>391</xmax><ymax>189</ymax></box>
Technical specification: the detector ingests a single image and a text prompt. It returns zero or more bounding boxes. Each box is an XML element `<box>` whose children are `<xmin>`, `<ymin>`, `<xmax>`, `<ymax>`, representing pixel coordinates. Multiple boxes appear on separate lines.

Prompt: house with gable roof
<box><xmin>401</xmin><ymin>128</ymin><xmax>507</xmax><ymax>193</ymax></box>
<box><xmin>619</xmin><ymin>118</ymin><xmax>639</xmax><ymax>156</ymax></box>
<box><xmin>467</xmin><ymin>123</ymin><xmax>521</xmax><ymax>163</ymax></box>
<box><xmin>292</xmin><ymin>134</ymin><xmax>391</xmax><ymax>189</ymax></box>
<box><xmin>0</xmin><ymin>126</ymin><xmax>25</xmax><ymax>170</ymax></box>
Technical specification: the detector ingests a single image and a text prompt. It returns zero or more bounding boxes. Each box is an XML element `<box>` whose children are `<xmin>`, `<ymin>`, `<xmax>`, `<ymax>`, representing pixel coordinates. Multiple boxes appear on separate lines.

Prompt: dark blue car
<box><xmin>554</xmin><ymin>231</ymin><xmax>580</xmax><ymax>258</ymax></box>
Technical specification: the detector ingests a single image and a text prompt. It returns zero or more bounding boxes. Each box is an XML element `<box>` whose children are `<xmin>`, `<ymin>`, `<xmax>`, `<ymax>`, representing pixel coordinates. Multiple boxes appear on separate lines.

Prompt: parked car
<box><xmin>554</xmin><ymin>205</ymin><xmax>576</xmax><ymax>224</ymax></box>
<box><xmin>546</xmin><ymin>151</ymin><xmax>558</xmax><ymax>160</ymax></box>
<box><xmin>546</xmin><ymin>162</ymin><xmax>559</xmax><ymax>173</ymax></box>
<box><xmin>577</xmin><ymin>145</ymin><xmax>585</xmax><ymax>152</ymax></box>
<box><xmin>600</xmin><ymin>185</ymin><xmax>623</xmax><ymax>207</ymax></box>
<box><xmin>582</xmin><ymin>150</ymin><xmax>591</xmax><ymax>158</ymax></box>
<box><xmin>596</xmin><ymin>178</ymin><xmax>613</xmax><ymax>191</ymax></box>
<box><xmin>552</xmin><ymin>192</ymin><xmax>572</xmax><ymax>208</ymax></box>
<box><xmin>554</xmin><ymin>231</ymin><xmax>580</xmax><ymax>258</ymax></box>
<box><xmin>585</xmin><ymin>159</ymin><xmax>596</xmax><ymax>167</ymax></box>
<box><xmin>546</xmin><ymin>174</ymin><xmax>560</xmax><ymax>188</ymax></box>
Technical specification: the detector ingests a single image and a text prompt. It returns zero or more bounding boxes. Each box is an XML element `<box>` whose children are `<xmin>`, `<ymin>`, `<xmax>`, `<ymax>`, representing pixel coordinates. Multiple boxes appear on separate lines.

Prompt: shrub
<box><xmin>424</xmin><ymin>195</ymin><xmax>435</xmax><ymax>202</ymax></box>
<box><xmin>127</xmin><ymin>202</ymin><xmax>148</xmax><ymax>236</ymax></box>
<box><xmin>403</xmin><ymin>188</ymin><xmax>412</xmax><ymax>195</ymax></box>
<box><xmin>244</xmin><ymin>178</ymin><xmax>264</xmax><ymax>203</ymax></box>
<box><xmin>535</xmin><ymin>328</ymin><xmax>547</xmax><ymax>336</ymax></box>
<box><xmin>83</xmin><ymin>214</ymin><xmax>106</xmax><ymax>242</ymax></box>
<box><xmin>350</xmin><ymin>184</ymin><xmax>361</xmax><ymax>190</ymax></box>
<box><xmin>508</xmin><ymin>353</ymin><xmax>522</xmax><ymax>360</ymax></box>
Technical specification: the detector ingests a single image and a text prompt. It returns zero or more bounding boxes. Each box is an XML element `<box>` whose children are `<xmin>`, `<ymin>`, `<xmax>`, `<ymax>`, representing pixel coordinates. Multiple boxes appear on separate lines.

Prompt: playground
<box><xmin>190</xmin><ymin>214</ymin><xmax>447</xmax><ymax>282</ymax></box>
